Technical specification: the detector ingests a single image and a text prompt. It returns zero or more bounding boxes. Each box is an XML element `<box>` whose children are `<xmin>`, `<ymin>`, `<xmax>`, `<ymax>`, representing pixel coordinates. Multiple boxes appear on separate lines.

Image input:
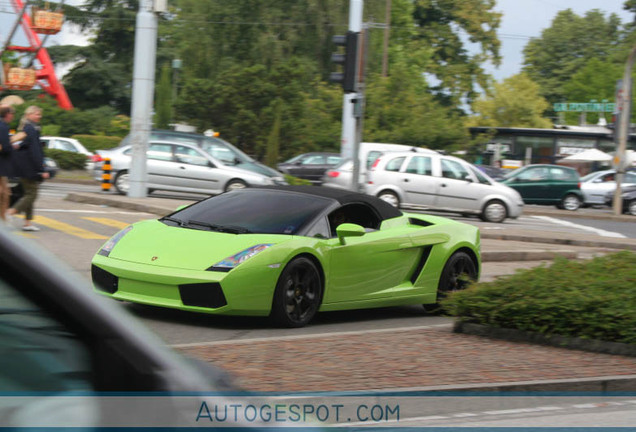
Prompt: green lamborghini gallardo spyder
<box><xmin>91</xmin><ymin>186</ymin><xmax>480</xmax><ymax>327</ymax></box>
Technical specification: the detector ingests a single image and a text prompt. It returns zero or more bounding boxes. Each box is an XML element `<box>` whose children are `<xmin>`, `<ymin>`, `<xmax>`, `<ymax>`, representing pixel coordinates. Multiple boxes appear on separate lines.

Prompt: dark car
<box><xmin>277</xmin><ymin>152</ymin><xmax>342</xmax><ymax>184</ymax></box>
<box><xmin>605</xmin><ymin>184</ymin><xmax>636</xmax><ymax>215</ymax></box>
<box><xmin>0</xmin><ymin>225</ymin><xmax>244</xmax><ymax>427</ymax></box>
<box><xmin>501</xmin><ymin>164</ymin><xmax>583</xmax><ymax>210</ymax></box>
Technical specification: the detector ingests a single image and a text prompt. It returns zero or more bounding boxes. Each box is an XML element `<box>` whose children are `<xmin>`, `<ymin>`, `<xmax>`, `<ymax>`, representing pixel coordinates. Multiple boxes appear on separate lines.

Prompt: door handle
<box><xmin>179</xmin><ymin>166</ymin><xmax>186</xmax><ymax>169</ymax></box>
<box><xmin>403</xmin><ymin>178</ymin><xmax>409</xmax><ymax>182</ymax></box>
<box><xmin>441</xmin><ymin>183</ymin><xmax>447</xmax><ymax>187</ymax></box>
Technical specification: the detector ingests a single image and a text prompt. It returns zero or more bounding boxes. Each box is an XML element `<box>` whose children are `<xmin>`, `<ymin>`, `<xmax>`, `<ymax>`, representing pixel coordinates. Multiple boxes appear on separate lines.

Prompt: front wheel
<box><xmin>560</xmin><ymin>194</ymin><xmax>581</xmax><ymax>211</ymax></box>
<box><xmin>271</xmin><ymin>257</ymin><xmax>322</xmax><ymax>328</ymax></box>
<box><xmin>377</xmin><ymin>190</ymin><xmax>400</xmax><ymax>208</ymax></box>
<box><xmin>627</xmin><ymin>200</ymin><xmax>636</xmax><ymax>216</ymax></box>
<box><xmin>225</xmin><ymin>179</ymin><xmax>247</xmax><ymax>192</ymax></box>
<box><xmin>480</xmin><ymin>200</ymin><xmax>507</xmax><ymax>223</ymax></box>
<box><xmin>423</xmin><ymin>251</ymin><xmax>477</xmax><ymax>313</ymax></box>
<box><xmin>114</xmin><ymin>170</ymin><xmax>129</xmax><ymax>195</ymax></box>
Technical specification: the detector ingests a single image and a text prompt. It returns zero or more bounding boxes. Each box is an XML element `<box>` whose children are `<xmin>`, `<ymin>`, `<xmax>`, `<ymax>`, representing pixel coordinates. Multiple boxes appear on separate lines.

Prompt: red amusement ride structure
<box><xmin>0</xmin><ymin>0</ymin><xmax>73</xmax><ymax>109</ymax></box>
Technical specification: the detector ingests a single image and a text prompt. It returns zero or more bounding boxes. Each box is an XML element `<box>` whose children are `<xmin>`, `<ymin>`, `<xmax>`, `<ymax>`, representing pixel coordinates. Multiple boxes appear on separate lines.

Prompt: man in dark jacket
<box><xmin>0</xmin><ymin>104</ymin><xmax>15</xmax><ymax>222</ymax></box>
<box><xmin>6</xmin><ymin>105</ymin><xmax>49</xmax><ymax>231</ymax></box>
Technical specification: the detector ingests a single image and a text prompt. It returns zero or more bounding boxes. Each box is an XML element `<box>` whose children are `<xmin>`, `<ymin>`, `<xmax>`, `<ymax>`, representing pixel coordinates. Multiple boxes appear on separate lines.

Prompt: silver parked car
<box><xmin>580</xmin><ymin>169</ymin><xmax>636</xmax><ymax>206</ymax></box>
<box><xmin>365</xmin><ymin>151</ymin><xmax>524</xmax><ymax>223</ymax></box>
<box><xmin>93</xmin><ymin>141</ymin><xmax>281</xmax><ymax>195</ymax></box>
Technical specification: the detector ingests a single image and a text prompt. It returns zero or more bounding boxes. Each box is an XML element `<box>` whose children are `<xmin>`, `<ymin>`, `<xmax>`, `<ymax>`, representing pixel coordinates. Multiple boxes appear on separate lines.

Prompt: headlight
<box><xmin>208</xmin><ymin>244</ymin><xmax>273</xmax><ymax>272</ymax></box>
<box><xmin>98</xmin><ymin>225</ymin><xmax>133</xmax><ymax>257</ymax></box>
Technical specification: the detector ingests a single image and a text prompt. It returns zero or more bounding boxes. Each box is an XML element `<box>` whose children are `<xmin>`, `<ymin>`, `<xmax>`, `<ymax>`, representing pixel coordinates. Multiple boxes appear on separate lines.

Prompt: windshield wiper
<box><xmin>185</xmin><ymin>220</ymin><xmax>251</xmax><ymax>234</ymax></box>
<box><xmin>160</xmin><ymin>216</ymin><xmax>185</xmax><ymax>226</ymax></box>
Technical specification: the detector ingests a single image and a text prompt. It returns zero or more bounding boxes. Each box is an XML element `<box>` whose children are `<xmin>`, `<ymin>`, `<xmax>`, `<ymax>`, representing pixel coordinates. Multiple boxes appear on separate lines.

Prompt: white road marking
<box><xmin>170</xmin><ymin>323</ymin><xmax>452</xmax><ymax>348</ymax></box>
<box><xmin>333</xmin><ymin>401</ymin><xmax>632</xmax><ymax>427</ymax></box>
<box><xmin>531</xmin><ymin>215</ymin><xmax>626</xmax><ymax>238</ymax></box>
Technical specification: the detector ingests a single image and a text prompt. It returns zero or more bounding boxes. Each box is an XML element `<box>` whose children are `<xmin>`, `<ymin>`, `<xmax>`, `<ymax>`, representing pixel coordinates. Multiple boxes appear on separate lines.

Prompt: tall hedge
<box><xmin>71</xmin><ymin>135</ymin><xmax>122</xmax><ymax>152</ymax></box>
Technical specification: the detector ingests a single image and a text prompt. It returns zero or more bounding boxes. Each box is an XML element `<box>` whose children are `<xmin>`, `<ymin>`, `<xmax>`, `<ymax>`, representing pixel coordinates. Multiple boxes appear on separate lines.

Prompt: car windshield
<box><xmin>580</xmin><ymin>172</ymin><xmax>598</xmax><ymax>182</ymax></box>
<box><xmin>164</xmin><ymin>189</ymin><xmax>332</xmax><ymax>235</ymax></box>
<box><xmin>282</xmin><ymin>154</ymin><xmax>306</xmax><ymax>164</ymax></box>
<box><xmin>199</xmin><ymin>137</ymin><xmax>254</xmax><ymax>165</ymax></box>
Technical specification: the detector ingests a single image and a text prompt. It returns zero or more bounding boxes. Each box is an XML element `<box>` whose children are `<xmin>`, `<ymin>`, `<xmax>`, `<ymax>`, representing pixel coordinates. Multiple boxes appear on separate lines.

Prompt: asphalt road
<box><xmin>13</xmin><ymin>181</ymin><xmax>633</xmax><ymax>345</ymax></box>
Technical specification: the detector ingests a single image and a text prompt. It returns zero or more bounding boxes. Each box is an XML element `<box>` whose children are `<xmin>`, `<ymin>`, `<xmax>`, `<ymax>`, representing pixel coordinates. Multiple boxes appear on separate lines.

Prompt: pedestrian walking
<box><xmin>6</xmin><ymin>105</ymin><xmax>49</xmax><ymax>231</ymax></box>
<box><xmin>0</xmin><ymin>104</ymin><xmax>15</xmax><ymax>222</ymax></box>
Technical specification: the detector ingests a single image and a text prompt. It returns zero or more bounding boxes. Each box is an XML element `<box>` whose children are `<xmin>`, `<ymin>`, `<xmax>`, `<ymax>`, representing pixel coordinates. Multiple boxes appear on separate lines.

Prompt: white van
<box><xmin>322</xmin><ymin>143</ymin><xmax>438</xmax><ymax>190</ymax></box>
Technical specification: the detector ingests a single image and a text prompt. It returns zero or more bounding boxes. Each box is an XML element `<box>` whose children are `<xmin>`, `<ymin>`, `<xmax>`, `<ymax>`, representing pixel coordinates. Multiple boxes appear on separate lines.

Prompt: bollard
<box><xmin>101</xmin><ymin>158</ymin><xmax>112</xmax><ymax>192</ymax></box>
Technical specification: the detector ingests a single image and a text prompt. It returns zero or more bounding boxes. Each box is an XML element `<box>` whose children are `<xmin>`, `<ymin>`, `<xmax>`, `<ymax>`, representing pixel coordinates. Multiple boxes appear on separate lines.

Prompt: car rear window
<box><xmin>169</xmin><ymin>189</ymin><xmax>333</xmax><ymax>235</ymax></box>
<box><xmin>550</xmin><ymin>167</ymin><xmax>578</xmax><ymax>181</ymax></box>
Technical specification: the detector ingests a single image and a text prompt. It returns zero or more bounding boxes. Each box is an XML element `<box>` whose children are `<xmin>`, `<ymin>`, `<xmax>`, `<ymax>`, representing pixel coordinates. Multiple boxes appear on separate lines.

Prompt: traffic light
<box><xmin>330</xmin><ymin>31</ymin><xmax>359</xmax><ymax>93</ymax></box>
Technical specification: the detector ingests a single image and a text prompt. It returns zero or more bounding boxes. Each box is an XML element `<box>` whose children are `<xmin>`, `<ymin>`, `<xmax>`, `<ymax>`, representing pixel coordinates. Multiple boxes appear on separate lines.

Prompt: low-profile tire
<box><xmin>627</xmin><ymin>200</ymin><xmax>636</xmax><ymax>216</ymax></box>
<box><xmin>377</xmin><ymin>190</ymin><xmax>400</xmax><ymax>208</ymax></box>
<box><xmin>225</xmin><ymin>179</ymin><xmax>247</xmax><ymax>192</ymax></box>
<box><xmin>423</xmin><ymin>251</ymin><xmax>477</xmax><ymax>313</ymax></box>
<box><xmin>114</xmin><ymin>170</ymin><xmax>129</xmax><ymax>195</ymax></box>
<box><xmin>271</xmin><ymin>257</ymin><xmax>322</xmax><ymax>328</ymax></box>
<box><xmin>480</xmin><ymin>200</ymin><xmax>507</xmax><ymax>223</ymax></box>
<box><xmin>560</xmin><ymin>194</ymin><xmax>581</xmax><ymax>211</ymax></box>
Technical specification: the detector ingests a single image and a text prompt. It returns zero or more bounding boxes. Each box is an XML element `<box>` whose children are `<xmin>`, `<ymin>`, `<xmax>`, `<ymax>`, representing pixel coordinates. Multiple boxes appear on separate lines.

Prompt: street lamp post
<box><xmin>613</xmin><ymin>44</ymin><xmax>636</xmax><ymax>215</ymax></box>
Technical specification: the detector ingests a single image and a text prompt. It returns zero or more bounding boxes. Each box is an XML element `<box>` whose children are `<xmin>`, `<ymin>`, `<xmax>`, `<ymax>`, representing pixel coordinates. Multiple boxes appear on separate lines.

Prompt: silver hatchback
<box><xmin>366</xmin><ymin>152</ymin><xmax>524</xmax><ymax>223</ymax></box>
<box><xmin>93</xmin><ymin>141</ymin><xmax>281</xmax><ymax>195</ymax></box>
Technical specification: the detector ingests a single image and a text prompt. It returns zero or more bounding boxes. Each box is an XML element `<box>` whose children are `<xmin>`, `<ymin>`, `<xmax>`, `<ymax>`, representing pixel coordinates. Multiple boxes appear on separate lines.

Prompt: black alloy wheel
<box><xmin>423</xmin><ymin>251</ymin><xmax>477</xmax><ymax>313</ymax></box>
<box><xmin>271</xmin><ymin>257</ymin><xmax>322</xmax><ymax>327</ymax></box>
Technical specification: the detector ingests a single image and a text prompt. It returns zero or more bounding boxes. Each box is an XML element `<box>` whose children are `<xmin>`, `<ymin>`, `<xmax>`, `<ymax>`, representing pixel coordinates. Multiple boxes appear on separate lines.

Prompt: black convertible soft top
<box><xmin>257</xmin><ymin>185</ymin><xmax>404</xmax><ymax>221</ymax></box>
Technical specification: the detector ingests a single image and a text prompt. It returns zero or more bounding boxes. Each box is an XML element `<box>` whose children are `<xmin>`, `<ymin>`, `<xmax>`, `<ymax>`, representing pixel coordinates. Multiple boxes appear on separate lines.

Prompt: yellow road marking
<box><xmin>82</xmin><ymin>217</ymin><xmax>130</xmax><ymax>230</ymax></box>
<box><xmin>20</xmin><ymin>215</ymin><xmax>109</xmax><ymax>239</ymax></box>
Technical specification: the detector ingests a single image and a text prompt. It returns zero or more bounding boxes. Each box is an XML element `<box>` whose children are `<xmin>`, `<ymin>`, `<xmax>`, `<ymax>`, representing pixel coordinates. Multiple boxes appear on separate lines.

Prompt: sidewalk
<box><xmin>64</xmin><ymin>190</ymin><xmax>636</xmax><ymax>393</ymax></box>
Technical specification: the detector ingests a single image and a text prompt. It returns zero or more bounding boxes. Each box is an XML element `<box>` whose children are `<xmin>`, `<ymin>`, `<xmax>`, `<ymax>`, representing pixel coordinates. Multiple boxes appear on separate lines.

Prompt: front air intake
<box><xmin>178</xmin><ymin>282</ymin><xmax>227</xmax><ymax>309</ymax></box>
<box><xmin>91</xmin><ymin>265</ymin><xmax>118</xmax><ymax>294</ymax></box>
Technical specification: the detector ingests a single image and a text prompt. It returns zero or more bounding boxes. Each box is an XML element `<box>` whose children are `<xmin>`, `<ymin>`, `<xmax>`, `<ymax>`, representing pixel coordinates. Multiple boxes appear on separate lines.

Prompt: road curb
<box><xmin>65</xmin><ymin>192</ymin><xmax>174</xmax><ymax>216</ymax></box>
<box><xmin>482</xmin><ymin>250</ymin><xmax>578</xmax><ymax>261</ymax></box>
<box><xmin>354</xmin><ymin>375</ymin><xmax>636</xmax><ymax>393</ymax></box>
<box><xmin>481</xmin><ymin>232</ymin><xmax>636</xmax><ymax>251</ymax></box>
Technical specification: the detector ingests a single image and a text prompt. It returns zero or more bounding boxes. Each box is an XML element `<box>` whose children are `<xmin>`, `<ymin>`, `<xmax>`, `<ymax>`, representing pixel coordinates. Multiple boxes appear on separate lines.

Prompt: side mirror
<box><xmin>336</xmin><ymin>223</ymin><xmax>365</xmax><ymax>245</ymax></box>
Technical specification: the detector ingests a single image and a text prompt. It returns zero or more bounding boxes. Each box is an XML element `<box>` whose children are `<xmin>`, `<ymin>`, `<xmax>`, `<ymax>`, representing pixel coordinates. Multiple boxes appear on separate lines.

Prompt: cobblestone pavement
<box><xmin>176</xmin><ymin>325</ymin><xmax>636</xmax><ymax>392</ymax></box>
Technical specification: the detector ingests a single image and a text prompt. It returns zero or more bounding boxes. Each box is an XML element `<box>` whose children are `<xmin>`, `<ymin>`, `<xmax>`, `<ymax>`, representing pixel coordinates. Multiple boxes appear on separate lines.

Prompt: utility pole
<box><xmin>612</xmin><ymin>44</ymin><xmax>636</xmax><ymax>215</ymax></box>
<box><xmin>341</xmin><ymin>0</ymin><xmax>363</xmax><ymax>191</ymax></box>
<box><xmin>128</xmin><ymin>0</ymin><xmax>160</xmax><ymax>198</ymax></box>
<box><xmin>381</xmin><ymin>0</ymin><xmax>391</xmax><ymax>77</ymax></box>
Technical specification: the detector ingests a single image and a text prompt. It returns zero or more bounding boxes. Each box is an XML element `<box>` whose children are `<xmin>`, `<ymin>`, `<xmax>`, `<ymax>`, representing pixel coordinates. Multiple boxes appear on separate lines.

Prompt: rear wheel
<box><xmin>271</xmin><ymin>257</ymin><xmax>322</xmax><ymax>328</ymax></box>
<box><xmin>423</xmin><ymin>251</ymin><xmax>477</xmax><ymax>313</ymax></box>
<box><xmin>480</xmin><ymin>200</ymin><xmax>507</xmax><ymax>223</ymax></box>
<box><xmin>377</xmin><ymin>190</ymin><xmax>400</xmax><ymax>208</ymax></box>
<box><xmin>114</xmin><ymin>170</ymin><xmax>129</xmax><ymax>195</ymax></box>
<box><xmin>560</xmin><ymin>194</ymin><xmax>581</xmax><ymax>211</ymax></box>
<box><xmin>627</xmin><ymin>200</ymin><xmax>636</xmax><ymax>216</ymax></box>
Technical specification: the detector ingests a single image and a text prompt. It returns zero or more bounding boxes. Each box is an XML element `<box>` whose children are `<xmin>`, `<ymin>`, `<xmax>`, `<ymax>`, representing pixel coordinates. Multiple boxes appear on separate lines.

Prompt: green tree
<box><xmin>410</xmin><ymin>0</ymin><xmax>502</xmax><ymax>105</ymax></box>
<box><xmin>522</xmin><ymin>9</ymin><xmax>623</xmax><ymax>104</ymax></box>
<box><xmin>154</xmin><ymin>64</ymin><xmax>173</xmax><ymax>129</ymax></box>
<box><xmin>364</xmin><ymin>61</ymin><xmax>469</xmax><ymax>150</ymax></box>
<box><xmin>466</xmin><ymin>73</ymin><xmax>552</xmax><ymax>128</ymax></box>
<box><xmin>561</xmin><ymin>58</ymin><xmax>622</xmax><ymax>125</ymax></box>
